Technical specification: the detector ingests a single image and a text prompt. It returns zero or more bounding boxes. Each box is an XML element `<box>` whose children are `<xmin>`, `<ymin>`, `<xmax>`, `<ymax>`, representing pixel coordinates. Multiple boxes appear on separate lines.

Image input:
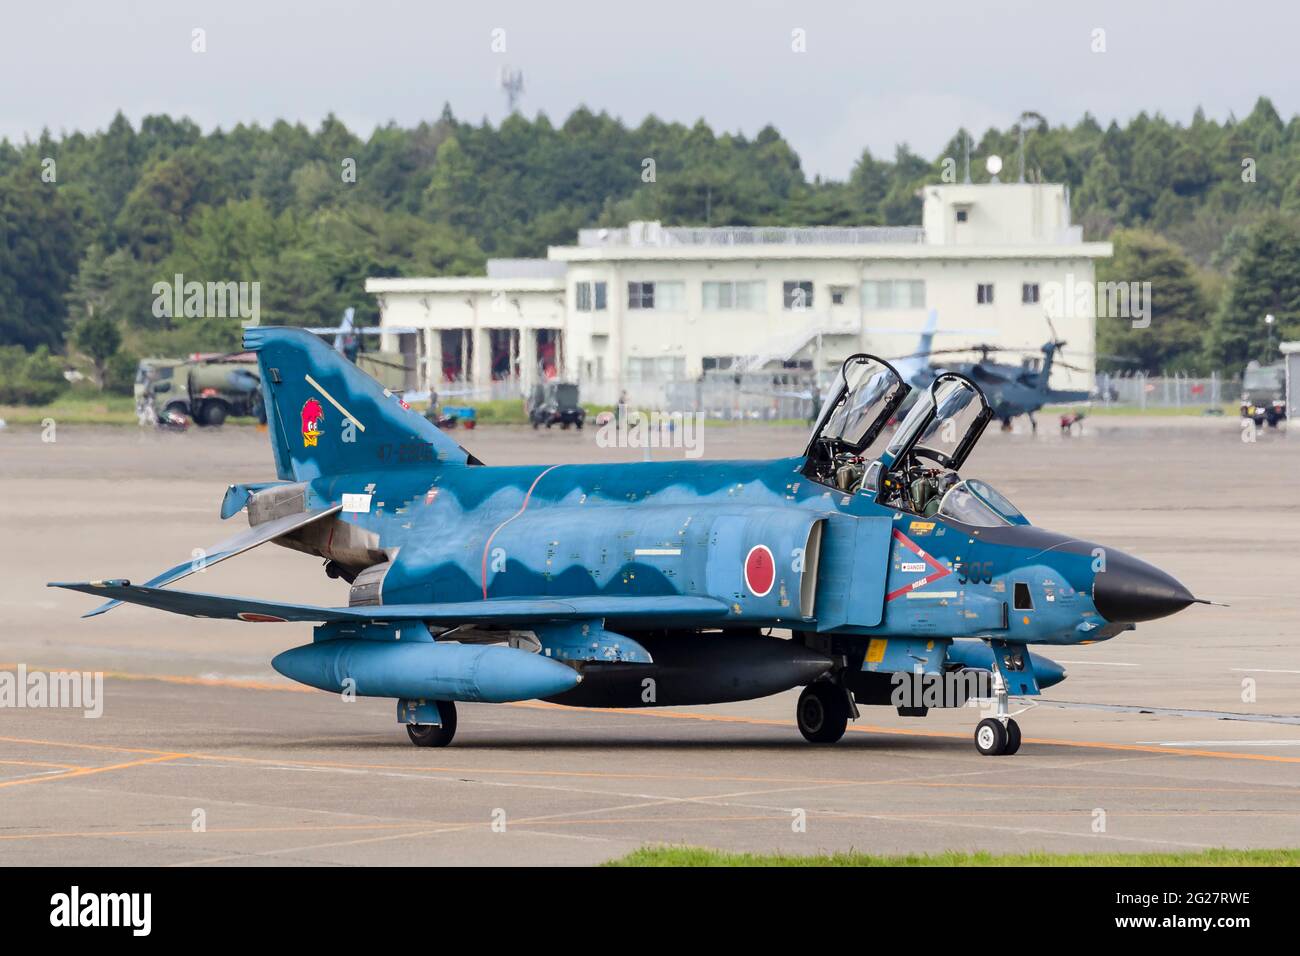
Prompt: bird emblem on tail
<box><xmin>301</xmin><ymin>398</ymin><xmax>324</xmax><ymax>447</ymax></box>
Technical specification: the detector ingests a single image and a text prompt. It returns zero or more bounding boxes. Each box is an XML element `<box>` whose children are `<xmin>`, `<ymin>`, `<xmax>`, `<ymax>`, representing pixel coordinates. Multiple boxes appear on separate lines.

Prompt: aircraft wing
<box><xmin>50</xmin><ymin>581</ymin><xmax>730</xmax><ymax>626</ymax></box>
<box><xmin>79</xmin><ymin>505</ymin><xmax>342</xmax><ymax>618</ymax></box>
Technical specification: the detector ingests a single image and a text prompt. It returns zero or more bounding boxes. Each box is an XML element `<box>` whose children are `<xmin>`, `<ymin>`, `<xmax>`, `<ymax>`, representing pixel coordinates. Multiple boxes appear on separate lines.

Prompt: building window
<box><xmin>862</xmin><ymin>279</ymin><xmax>925</xmax><ymax>310</ymax></box>
<box><xmin>575</xmin><ymin>281</ymin><xmax>607</xmax><ymax>312</ymax></box>
<box><xmin>976</xmin><ymin>283</ymin><xmax>994</xmax><ymax>305</ymax></box>
<box><xmin>627</xmin><ymin>281</ymin><xmax>654</xmax><ymax>310</ymax></box>
<box><xmin>955</xmin><ymin>209</ymin><xmax>969</xmax><ymax>223</ymax></box>
<box><xmin>703</xmin><ymin>280</ymin><xmax>765</xmax><ymax>310</ymax></box>
<box><xmin>830</xmin><ymin>286</ymin><xmax>848</xmax><ymax>306</ymax></box>
<box><xmin>702</xmin><ymin>356</ymin><xmax>735</xmax><ymax>371</ymax></box>
<box><xmin>629</xmin><ymin>281</ymin><xmax>684</xmax><ymax>311</ymax></box>
<box><xmin>655</xmin><ymin>281</ymin><xmax>685</xmax><ymax>311</ymax></box>
<box><xmin>783</xmin><ymin>281</ymin><xmax>814</xmax><ymax>311</ymax></box>
<box><xmin>1022</xmin><ymin>282</ymin><xmax>1040</xmax><ymax>304</ymax></box>
<box><xmin>626</xmin><ymin>356</ymin><xmax>685</xmax><ymax>382</ymax></box>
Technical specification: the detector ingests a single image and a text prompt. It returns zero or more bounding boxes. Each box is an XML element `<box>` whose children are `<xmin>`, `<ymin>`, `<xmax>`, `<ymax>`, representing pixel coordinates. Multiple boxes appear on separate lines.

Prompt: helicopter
<box><xmin>890</xmin><ymin>318</ymin><xmax>1093</xmax><ymax>431</ymax></box>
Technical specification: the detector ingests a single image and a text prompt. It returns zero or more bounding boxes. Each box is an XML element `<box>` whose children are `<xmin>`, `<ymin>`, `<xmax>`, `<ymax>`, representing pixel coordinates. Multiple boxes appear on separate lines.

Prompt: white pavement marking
<box><xmin>1138</xmin><ymin>740</ymin><xmax>1300</xmax><ymax>748</ymax></box>
<box><xmin>1053</xmin><ymin>660</ymin><xmax>1139</xmax><ymax>667</ymax></box>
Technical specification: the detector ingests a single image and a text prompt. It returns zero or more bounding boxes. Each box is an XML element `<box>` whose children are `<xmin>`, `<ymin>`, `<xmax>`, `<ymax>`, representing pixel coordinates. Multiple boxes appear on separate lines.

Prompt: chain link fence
<box><xmin>1094</xmin><ymin>372</ymin><xmax>1237</xmax><ymax>410</ymax></box>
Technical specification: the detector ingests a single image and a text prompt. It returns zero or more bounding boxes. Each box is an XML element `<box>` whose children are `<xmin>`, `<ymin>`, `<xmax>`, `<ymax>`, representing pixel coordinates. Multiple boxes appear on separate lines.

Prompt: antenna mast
<box><xmin>500</xmin><ymin>67</ymin><xmax>524</xmax><ymax>114</ymax></box>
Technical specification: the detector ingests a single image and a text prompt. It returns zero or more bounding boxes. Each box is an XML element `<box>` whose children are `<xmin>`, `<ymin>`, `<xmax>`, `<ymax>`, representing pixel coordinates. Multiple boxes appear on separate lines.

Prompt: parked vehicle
<box><xmin>140</xmin><ymin>355</ymin><xmax>264</xmax><ymax>426</ymax></box>
<box><xmin>527</xmin><ymin>382</ymin><xmax>585</xmax><ymax>429</ymax></box>
<box><xmin>1241</xmin><ymin>360</ymin><xmax>1286</xmax><ymax>427</ymax></box>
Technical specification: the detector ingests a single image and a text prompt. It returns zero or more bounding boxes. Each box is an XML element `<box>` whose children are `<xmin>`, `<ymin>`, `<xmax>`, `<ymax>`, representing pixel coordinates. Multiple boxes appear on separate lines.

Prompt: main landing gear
<box><xmin>973</xmin><ymin>666</ymin><xmax>1021</xmax><ymax>756</ymax></box>
<box><xmin>796</xmin><ymin>682</ymin><xmax>851</xmax><ymax>743</ymax></box>
<box><xmin>406</xmin><ymin>700</ymin><xmax>457</xmax><ymax>747</ymax></box>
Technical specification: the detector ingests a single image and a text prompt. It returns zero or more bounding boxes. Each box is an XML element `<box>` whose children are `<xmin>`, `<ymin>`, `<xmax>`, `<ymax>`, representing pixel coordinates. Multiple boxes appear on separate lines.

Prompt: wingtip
<box><xmin>48</xmin><ymin>581</ymin><xmax>127</xmax><ymax>617</ymax></box>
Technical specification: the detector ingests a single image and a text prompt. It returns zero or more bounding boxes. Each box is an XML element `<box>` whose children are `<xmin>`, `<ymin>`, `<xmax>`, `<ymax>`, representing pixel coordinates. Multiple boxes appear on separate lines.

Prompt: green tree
<box><xmin>1095</xmin><ymin>229</ymin><xmax>1208</xmax><ymax>372</ymax></box>
<box><xmin>0</xmin><ymin>345</ymin><xmax>67</xmax><ymax>404</ymax></box>
<box><xmin>1206</xmin><ymin>215</ymin><xmax>1300</xmax><ymax>368</ymax></box>
<box><xmin>0</xmin><ymin>167</ymin><xmax>83</xmax><ymax>349</ymax></box>
<box><xmin>72</xmin><ymin>311</ymin><xmax>122</xmax><ymax>386</ymax></box>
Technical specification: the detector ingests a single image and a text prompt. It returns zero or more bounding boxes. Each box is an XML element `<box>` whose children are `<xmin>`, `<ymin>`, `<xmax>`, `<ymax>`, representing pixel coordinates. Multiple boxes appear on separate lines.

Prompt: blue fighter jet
<box><xmin>53</xmin><ymin>329</ymin><xmax>1207</xmax><ymax>755</ymax></box>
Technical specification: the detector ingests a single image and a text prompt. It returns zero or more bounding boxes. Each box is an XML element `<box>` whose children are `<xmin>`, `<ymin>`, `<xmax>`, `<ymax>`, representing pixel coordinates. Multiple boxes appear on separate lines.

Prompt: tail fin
<box><xmin>1039</xmin><ymin>339</ymin><xmax>1057</xmax><ymax>387</ymax></box>
<box><xmin>244</xmin><ymin>327</ymin><xmax>472</xmax><ymax>480</ymax></box>
<box><xmin>916</xmin><ymin>308</ymin><xmax>939</xmax><ymax>359</ymax></box>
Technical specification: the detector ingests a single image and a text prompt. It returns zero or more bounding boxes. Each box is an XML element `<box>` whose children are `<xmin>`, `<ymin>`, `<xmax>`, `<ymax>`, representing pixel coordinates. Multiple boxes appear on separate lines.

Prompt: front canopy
<box><xmin>804</xmin><ymin>354</ymin><xmax>909</xmax><ymax>458</ymax></box>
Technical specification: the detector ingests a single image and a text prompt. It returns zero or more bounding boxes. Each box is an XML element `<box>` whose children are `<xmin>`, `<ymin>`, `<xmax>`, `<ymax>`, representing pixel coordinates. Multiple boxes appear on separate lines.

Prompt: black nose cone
<box><xmin>1093</xmin><ymin>551</ymin><xmax>1196</xmax><ymax>623</ymax></box>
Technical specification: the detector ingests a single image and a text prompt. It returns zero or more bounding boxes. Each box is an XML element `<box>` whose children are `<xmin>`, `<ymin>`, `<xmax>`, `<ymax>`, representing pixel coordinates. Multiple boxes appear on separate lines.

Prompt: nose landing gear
<box><xmin>974</xmin><ymin>663</ymin><xmax>1022</xmax><ymax>756</ymax></box>
<box><xmin>975</xmin><ymin>716</ymin><xmax>1021</xmax><ymax>756</ymax></box>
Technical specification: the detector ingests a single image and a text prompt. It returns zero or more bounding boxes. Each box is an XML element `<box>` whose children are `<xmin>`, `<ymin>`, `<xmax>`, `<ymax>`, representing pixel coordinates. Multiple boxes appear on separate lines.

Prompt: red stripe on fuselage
<box><xmin>884</xmin><ymin>527</ymin><xmax>952</xmax><ymax>602</ymax></box>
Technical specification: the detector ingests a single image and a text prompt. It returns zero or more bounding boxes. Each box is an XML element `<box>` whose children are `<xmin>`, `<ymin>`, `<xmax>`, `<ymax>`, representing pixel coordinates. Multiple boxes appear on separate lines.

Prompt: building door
<box><xmin>441</xmin><ymin>329</ymin><xmax>472</xmax><ymax>383</ymax></box>
<box><xmin>536</xmin><ymin>329</ymin><xmax>562</xmax><ymax>379</ymax></box>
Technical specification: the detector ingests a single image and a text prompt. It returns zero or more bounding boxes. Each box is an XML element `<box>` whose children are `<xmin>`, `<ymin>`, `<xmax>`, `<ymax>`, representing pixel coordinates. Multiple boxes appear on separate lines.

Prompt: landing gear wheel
<box><xmin>406</xmin><ymin>701</ymin><xmax>457</xmax><ymax>747</ymax></box>
<box><xmin>1003</xmin><ymin>718</ymin><xmax>1022</xmax><ymax>755</ymax></box>
<box><xmin>975</xmin><ymin>717</ymin><xmax>1009</xmax><ymax>756</ymax></box>
<box><xmin>797</xmin><ymin>683</ymin><xmax>849</xmax><ymax>744</ymax></box>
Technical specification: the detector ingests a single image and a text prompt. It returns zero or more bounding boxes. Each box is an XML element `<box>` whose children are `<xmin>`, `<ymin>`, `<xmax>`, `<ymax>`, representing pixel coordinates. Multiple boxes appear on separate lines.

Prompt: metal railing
<box><xmin>578</xmin><ymin>224</ymin><xmax>926</xmax><ymax>248</ymax></box>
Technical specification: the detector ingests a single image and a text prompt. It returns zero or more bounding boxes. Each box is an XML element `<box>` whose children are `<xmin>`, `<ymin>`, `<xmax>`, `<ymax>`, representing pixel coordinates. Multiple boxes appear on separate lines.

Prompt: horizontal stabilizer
<box><xmin>51</xmin><ymin>581</ymin><xmax>730</xmax><ymax>626</ymax></box>
<box><xmin>80</xmin><ymin>504</ymin><xmax>341</xmax><ymax>618</ymax></box>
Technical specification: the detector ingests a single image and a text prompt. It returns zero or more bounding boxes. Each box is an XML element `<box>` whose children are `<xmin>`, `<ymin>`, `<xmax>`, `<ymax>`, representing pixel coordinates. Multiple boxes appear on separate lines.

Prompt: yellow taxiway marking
<box><xmin>1</xmin><ymin>729</ymin><xmax>1298</xmax><ymax>801</ymax></box>
<box><xmin>0</xmin><ymin>753</ymin><xmax>186</xmax><ymax>790</ymax></box>
<box><xmin>4</xmin><ymin>668</ymin><xmax>1300</xmax><ymax>769</ymax></box>
<box><xmin>514</xmin><ymin>699</ymin><xmax>1300</xmax><ymax>765</ymax></box>
<box><xmin>0</xmin><ymin>759</ymin><xmax>81</xmax><ymax>770</ymax></box>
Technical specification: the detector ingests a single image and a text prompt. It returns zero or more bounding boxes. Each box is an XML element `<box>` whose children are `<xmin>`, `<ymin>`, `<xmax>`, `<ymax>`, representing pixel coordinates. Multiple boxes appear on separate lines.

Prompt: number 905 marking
<box><xmin>957</xmin><ymin>561</ymin><xmax>994</xmax><ymax>585</ymax></box>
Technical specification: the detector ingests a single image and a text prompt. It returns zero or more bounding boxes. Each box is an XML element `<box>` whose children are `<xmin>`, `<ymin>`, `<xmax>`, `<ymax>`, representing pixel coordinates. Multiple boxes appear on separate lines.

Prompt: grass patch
<box><xmin>1041</xmin><ymin>403</ymin><xmax>1235</xmax><ymax>417</ymax></box>
<box><xmin>605</xmin><ymin>846</ymin><xmax>1300</xmax><ymax>867</ymax></box>
<box><xmin>0</xmin><ymin>393</ymin><xmax>140</xmax><ymax>426</ymax></box>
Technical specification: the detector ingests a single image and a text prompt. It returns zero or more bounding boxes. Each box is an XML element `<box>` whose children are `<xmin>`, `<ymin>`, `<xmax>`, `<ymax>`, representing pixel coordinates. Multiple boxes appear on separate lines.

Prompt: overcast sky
<box><xmin>3</xmin><ymin>1</ymin><xmax>1297</xmax><ymax>180</ymax></box>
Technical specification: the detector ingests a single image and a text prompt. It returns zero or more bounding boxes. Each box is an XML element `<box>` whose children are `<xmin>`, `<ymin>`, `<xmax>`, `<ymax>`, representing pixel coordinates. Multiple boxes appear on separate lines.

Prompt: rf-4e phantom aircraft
<box><xmin>54</xmin><ymin>329</ymin><xmax>1207</xmax><ymax>755</ymax></box>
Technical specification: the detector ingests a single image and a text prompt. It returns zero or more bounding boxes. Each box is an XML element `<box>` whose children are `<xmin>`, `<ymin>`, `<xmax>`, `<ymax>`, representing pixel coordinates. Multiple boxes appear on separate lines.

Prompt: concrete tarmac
<box><xmin>1</xmin><ymin>416</ymin><xmax>1298</xmax><ymax>865</ymax></box>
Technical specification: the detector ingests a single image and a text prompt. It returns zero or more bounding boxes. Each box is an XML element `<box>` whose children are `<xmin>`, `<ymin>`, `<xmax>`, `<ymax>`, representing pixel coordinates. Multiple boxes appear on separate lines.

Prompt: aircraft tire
<box><xmin>797</xmin><ymin>683</ymin><xmax>848</xmax><ymax>744</ymax></box>
<box><xmin>407</xmin><ymin>701</ymin><xmax>457</xmax><ymax>747</ymax></box>
<box><xmin>975</xmin><ymin>717</ymin><xmax>1008</xmax><ymax>756</ymax></box>
<box><xmin>1003</xmin><ymin>718</ymin><xmax>1022</xmax><ymax>755</ymax></box>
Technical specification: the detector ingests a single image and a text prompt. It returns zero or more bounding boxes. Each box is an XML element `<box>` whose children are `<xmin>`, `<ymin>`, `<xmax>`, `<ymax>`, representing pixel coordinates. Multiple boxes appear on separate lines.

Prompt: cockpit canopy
<box><xmin>881</xmin><ymin>373</ymin><xmax>992</xmax><ymax>470</ymax></box>
<box><xmin>803</xmin><ymin>359</ymin><xmax>999</xmax><ymax>517</ymax></box>
<box><xmin>936</xmin><ymin>478</ymin><xmax>1029</xmax><ymax>527</ymax></box>
<box><xmin>806</xmin><ymin>354</ymin><xmax>908</xmax><ymax>456</ymax></box>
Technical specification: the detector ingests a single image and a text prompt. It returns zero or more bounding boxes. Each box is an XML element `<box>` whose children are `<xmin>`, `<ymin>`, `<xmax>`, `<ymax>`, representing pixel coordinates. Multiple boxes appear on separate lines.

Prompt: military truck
<box><xmin>1241</xmin><ymin>360</ymin><xmax>1286</xmax><ymax>427</ymax></box>
<box><xmin>134</xmin><ymin>358</ymin><xmax>185</xmax><ymax>404</ymax></box>
<box><xmin>141</xmin><ymin>355</ymin><xmax>264</xmax><ymax>426</ymax></box>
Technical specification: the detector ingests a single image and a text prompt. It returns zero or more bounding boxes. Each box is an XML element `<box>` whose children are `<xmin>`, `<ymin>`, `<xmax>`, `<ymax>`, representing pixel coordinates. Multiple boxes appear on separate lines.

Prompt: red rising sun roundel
<box><xmin>744</xmin><ymin>544</ymin><xmax>776</xmax><ymax>597</ymax></box>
